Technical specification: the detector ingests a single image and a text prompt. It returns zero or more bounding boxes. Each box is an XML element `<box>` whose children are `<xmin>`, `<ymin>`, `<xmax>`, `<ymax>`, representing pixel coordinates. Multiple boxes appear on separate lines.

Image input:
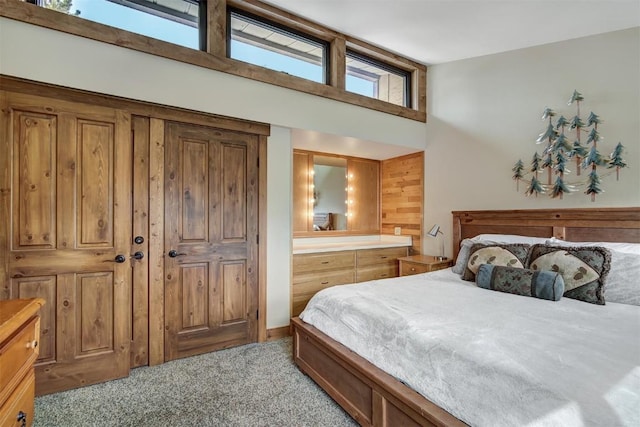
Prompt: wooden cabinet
<box><xmin>356</xmin><ymin>247</ymin><xmax>408</xmax><ymax>282</ymax></box>
<box><xmin>398</xmin><ymin>255</ymin><xmax>453</xmax><ymax>276</ymax></box>
<box><xmin>292</xmin><ymin>246</ymin><xmax>409</xmax><ymax>317</ymax></box>
<box><xmin>0</xmin><ymin>298</ymin><xmax>44</xmax><ymax>427</ymax></box>
<box><xmin>292</xmin><ymin>251</ymin><xmax>355</xmax><ymax>317</ymax></box>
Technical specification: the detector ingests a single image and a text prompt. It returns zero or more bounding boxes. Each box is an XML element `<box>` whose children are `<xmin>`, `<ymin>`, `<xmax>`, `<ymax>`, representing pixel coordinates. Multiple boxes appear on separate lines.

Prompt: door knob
<box><xmin>114</xmin><ymin>254</ymin><xmax>126</xmax><ymax>263</ymax></box>
<box><xmin>134</xmin><ymin>236</ymin><xmax>144</xmax><ymax>244</ymax></box>
<box><xmin>131</xmin><ymin>251</ymin><xmax>144</xmax><ymax>260</ymax></box>
<box><xmin>168</xmin><ymin>250</ymin><xmax>186</xmax><ymax>258</ymax></box>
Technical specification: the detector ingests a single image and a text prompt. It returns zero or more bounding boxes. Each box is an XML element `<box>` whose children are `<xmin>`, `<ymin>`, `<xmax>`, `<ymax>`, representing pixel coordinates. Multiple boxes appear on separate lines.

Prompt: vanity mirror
<box><xmin>293</xmin><ymin>150</ymin><xmax>380</xmax><ymax>236</ymax></box>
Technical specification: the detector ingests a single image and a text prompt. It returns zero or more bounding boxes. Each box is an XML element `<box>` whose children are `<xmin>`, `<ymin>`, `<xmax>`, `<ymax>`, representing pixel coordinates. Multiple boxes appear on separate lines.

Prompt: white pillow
<box><xmin>546</xmin><ymin>238</ymin><xmax>640</xmax><ymax>255</ymax></box>
<box><xmin>603</xmin><ymin>250</ymin><xmax>640</xmax><ymax>306</ymax></box>
<box><xmin>472</xmin><ymin>234</ymin><xmax>550</xmax><ymax>245</ymax></box>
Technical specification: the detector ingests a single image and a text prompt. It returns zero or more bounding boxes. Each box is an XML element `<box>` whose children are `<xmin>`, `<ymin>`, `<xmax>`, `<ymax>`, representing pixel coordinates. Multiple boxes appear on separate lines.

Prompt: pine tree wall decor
<box><xmin>512</xmin><ymin>90</ymin><xmax>628</xmax><ymax>201</ymax></box>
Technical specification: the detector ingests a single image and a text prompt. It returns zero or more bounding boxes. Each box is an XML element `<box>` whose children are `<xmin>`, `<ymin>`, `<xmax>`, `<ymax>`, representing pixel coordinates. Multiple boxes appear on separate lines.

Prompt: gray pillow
<box><xmin>605</xmin><ymin>250</ymin><xmax>640</xmax><ymax>306</ymax></box>
<box><xmin>452</xmin><ymin>238</ymin><xmax>473</xmax><ymax>275</ymax></box>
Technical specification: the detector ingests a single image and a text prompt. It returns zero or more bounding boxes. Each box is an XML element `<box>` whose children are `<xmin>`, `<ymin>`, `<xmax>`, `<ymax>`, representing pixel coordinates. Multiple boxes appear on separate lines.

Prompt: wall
<box><xmin>424</xmin><ymin>27</ymin><xmax>640</xmax><ymax>257</ymax></box>
<box><xmin>0</xmin><ymin>17</ymin><xmax>426</xmax><ymax>329</ymax></box>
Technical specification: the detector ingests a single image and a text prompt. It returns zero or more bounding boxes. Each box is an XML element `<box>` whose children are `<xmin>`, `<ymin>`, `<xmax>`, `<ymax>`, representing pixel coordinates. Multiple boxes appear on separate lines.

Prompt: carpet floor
<box><xmin>34</xmin><ymin>338</ymin><xmax>357</xmax><ymax>427</ymax></box>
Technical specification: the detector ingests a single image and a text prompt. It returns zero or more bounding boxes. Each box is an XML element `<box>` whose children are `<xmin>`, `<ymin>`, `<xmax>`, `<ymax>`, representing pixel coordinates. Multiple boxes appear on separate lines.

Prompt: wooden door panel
<box><xmin>222</xmin><ymin>144</ymin><xmax>247</xmax><ymax>241</ymax></box>
<box><xmin>77</xmin><ymin>120</ymin><xmax>114</xmax><ymax>247</ymax></box>
<box><xmin>1</xmin><ymin>92</ymin><xmax>132</xmax><ymax>395</ymax></box>
<box><xmin>12</xmin><ymin>111</ymin><xmax>57</xmax><ymax>250</ymax></box>
<box><xmin>165</xmin><ymin>122</ymin><xmax>258</xmax><ymax>361</ymax></box>
<box><xmin>10</xmin><ymin>276</ymin><xmax>57</xmax><ymax>363</ymax></box>
<box><xmin>221</xmin><ymin>261</ymin><xmax>246</xmax><ymax>324</ymax></box>
<box><xmin>76</xmin><ymin>272</ymin><xmax>114</xmax><ymax>355</ymax></box>
<box><xmin>180</xmin><ymin>263</ymin><xmax>209</xmax><ymax>330</ymax></box>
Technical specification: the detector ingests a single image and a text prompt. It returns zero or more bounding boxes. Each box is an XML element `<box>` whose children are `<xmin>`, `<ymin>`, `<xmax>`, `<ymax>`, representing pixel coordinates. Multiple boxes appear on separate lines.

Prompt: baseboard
<box><xmin>266</xmin><ymin>325</ymin><xmax>291</xmax><ymax>341</ymax></box>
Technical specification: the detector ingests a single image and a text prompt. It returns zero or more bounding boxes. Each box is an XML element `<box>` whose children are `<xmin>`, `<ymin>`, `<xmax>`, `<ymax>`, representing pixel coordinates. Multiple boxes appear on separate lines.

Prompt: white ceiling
<box><xmin>263</xmin><ymin>0</ymin><xmax>640</xmax><ymax>65</ymax></box>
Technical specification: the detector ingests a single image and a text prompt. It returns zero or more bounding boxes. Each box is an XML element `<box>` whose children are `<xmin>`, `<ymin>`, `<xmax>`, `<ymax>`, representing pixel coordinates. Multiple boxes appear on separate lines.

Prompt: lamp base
<box><xmin>436</xmin><ymin>256</ymin><xmax>448</xmax><ymax>261</ymax></box>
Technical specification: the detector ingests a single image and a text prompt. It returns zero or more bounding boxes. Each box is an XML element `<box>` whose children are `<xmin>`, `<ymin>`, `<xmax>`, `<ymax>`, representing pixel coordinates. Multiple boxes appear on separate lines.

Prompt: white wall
<box><xmin>0</xmin><ymin>18</ymin><xmax>426</xmax><ymax>329</ymax></box>
<box><xmin>424</xmin><ymin>28</ymin><xmax>640</xmax><ymax>257</ymax></box>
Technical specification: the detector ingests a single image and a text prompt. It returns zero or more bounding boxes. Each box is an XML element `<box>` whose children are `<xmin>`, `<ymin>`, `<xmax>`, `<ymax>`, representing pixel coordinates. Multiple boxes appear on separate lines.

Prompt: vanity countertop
<box><xmin>293</xmin><ymin>235</ymin><xmax>412</xmax><ymax>254</ymax></box>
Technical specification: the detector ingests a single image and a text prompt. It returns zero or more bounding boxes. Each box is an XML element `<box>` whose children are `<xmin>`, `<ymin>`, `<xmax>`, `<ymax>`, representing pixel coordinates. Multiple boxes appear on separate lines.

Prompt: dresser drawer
<box><xmin>0</xmin><ymin>370</ymin><xmax>35</xmax><ymax>427</ymax></box>
<box><xmin>0</xmin><ymin>317</ymin><xmax>39</xmax><ymax>407</ymax></box>
<box><xmin>356</xmin><ymin>264</ymin><xmax>399</xmax><ymax>282</ymax></box>
<box><xmin>293</xmin><ymin>251</ymin><xmax>355</xmax><ymax>274</ymax></box>
<box><xmin>356</xmin><ymin>247</ymin><xmax>408</xmax><ymax>267</ymax></box>
<box><xmin>400</xmin><ymin>262</ymin><xmax>433</xmax><ymax>276</ymax></box>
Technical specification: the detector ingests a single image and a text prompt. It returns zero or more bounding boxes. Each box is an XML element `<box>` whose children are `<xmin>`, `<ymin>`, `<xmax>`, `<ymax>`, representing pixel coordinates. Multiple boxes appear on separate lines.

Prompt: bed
<box><xmin>291</xmin><ymin>208</ymin><xmax>640</xmax><ymax>426</ymax></box>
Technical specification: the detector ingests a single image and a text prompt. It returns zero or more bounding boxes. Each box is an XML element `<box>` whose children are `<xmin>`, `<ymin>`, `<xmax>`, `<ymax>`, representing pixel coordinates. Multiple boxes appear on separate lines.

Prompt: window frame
<box><xmin>5</xmin><ymin>0</ymin><xmax>427</xmax><ymax>122</ymax></box>
<box><xmin>227</xmin><ymin>6</ymin><xmax>331</xmax><ymax>85</ymax></box>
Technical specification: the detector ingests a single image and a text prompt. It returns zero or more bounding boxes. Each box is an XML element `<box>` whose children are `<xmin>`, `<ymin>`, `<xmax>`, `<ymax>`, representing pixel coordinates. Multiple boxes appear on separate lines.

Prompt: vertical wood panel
<box><xmin>13</xmin><ymin>111</ymin><xmax>56</xmax><ymax>249</ymax></box>
<box><xmin>78</xmin><ymin>120</ymin><xmax>114</xmax><ymax>247</ymax></box>
<box><xmin>148</xmin><ymin>118</ymin><xmax>165</xmax><ymax>366</ymax></box>
<box><xmin>381</xmin><ymin>152</ymin><xmax>424</xmax><ymax>255</ymax></box>
<box><xmin>0</xmin><ymin>92</ymin><xmax>8</xmax><ymax>299</ymax></box>
<box><xmin>182</xmin><ymin>139</ymin><xmax>208</xmax><ymax>241</ymax></box>
<box><xmin>131</xmin><ymin>115</ymin><xmax>150</xmax><ymax>368</ymax></box>
<box><xmin>330</xmin><ymin>37</ymin><xmax>346</xmax><ymax>89</ymax></box>
<box><xmin>181</xmin><ymin>264</ymin><xmax>208</xmax><ymax>329</ymax></box>
<box><xmin>12</xmin><ymin>276</ymin><xmax>57</xmax><ymax>362</ymax></box>
<box><xmin>222</xmin><ymin>144</ymin><xmax>247</xmax><ymax>240</ymax></box>
<box><xmin>292</xmin><ymin>151</ymin><xmax>311</xmax><ymax>234</ymax></box>
<box><xmin>222</xmin><ymin>261</ymin><xmax>246</xmax><ymax>323</ymax></box>
<box><xmin>348</xmin><ymin>158</ymin><xmax>380</xmax><ymax>233</ymax></box>
<box><xmin>207</xmin><ymin>0</ymin><xmax>226</xmax><ymax>57</ymax></box>
<box><xmin>258</xmin><ymin>135</ymin><xmax>268</xmax><ymax>342</ymax></box>
<box><xmin>77</xmin><ymin>272</ymin><xmax>114</xmax><ymax>354</ymax></box>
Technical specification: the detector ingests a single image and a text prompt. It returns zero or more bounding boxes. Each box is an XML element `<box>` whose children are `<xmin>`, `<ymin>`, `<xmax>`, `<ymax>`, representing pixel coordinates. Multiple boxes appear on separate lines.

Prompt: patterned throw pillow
<box><xmin>461</xmin><ymin>243</ymin><xmax>530</xmax><ymax>282</ymax></box>
<box><xmin>527</xmin><ymin>245</ymin><xmax>611</xmax><ymax>305</ymax></box>
<box><xmin>476</xmin><ymin>264</ymin><xmax>565</xmax><ymax>301</ymax></box>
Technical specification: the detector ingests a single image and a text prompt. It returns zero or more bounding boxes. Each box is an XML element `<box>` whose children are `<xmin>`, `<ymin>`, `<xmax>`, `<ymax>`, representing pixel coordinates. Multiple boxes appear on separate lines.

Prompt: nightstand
<box><xmin>398</xmin><ymin>255</ymin><xmax>454</xmax><ymax>276</ymax></box>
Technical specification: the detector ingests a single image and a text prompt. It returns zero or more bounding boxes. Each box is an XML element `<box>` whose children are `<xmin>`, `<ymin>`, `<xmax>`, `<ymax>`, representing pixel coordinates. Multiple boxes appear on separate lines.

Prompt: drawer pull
<box><xmin>380</xmin><ymin>256</ymin><xmax>388</xmax><ymax>259</ymax></box>
<box><xmin>380</xmin><ymin>274</ymin><xmax>388</xmax><ymax>277</ymax></box>
<box><xmin>321</xmin><ymin>281</ymin><xmax>329</xmax><ymax>285</ymax></box>
<box><xmin>321</xmin><ymin>261</ymin><xmax>330</xmax><ymax>264</ymax></box>
<box><xmin>17</xmin><ymin>411</ymin><xmax>27</xmax><ymax>427</ymax></box>
<box><xmin>410</xmin><ymin>267</ymin><xmax>416</xmax><ymax>271</ymax></box>
<box><xmin>26</xmin><ymin>340</ymin><xmax>38</xmax><ymax>349</ymax></box>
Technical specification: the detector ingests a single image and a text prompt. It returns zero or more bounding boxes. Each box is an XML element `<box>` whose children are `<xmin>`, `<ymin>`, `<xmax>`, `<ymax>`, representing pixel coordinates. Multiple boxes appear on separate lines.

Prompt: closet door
<box><xmin>0</xmin><ymin>92</ymin><xmax>133</xmax><ymax>395</ymax></box>
<box><xmin>164</xmin><ymin>121</ymin><xmax>259</xmax><ymax>361</ymax></box>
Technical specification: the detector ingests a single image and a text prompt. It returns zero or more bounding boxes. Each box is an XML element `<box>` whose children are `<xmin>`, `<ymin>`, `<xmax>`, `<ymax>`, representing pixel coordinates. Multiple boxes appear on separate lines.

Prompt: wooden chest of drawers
<box><xmin>398</xmin><ymin>255</ymin><xmax>454</xmax><ymax>276</ymax></box>
<box><xmin>292</xmin><ymin>246</ymin><xmax>409</xmax><ymax>317</ymax></box>
<box><xmin>0</xmin><ymin>299</ymin><xmax>44</xmax><ymax>427</ymax></box>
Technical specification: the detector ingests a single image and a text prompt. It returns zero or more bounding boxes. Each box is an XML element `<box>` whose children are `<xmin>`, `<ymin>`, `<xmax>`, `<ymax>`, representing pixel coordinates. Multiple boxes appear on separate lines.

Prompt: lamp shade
<box><xmin>427</xmin><ymin>224</ymin><xmax>441</xmax><ymax>237</ymax></box>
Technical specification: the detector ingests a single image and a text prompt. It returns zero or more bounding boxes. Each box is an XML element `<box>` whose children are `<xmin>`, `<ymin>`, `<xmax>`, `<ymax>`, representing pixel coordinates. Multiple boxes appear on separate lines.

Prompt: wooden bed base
<box><xmin>292</xmin><ymin>207</ymin><xmax>640</xmax><ymax>427</ymax></box>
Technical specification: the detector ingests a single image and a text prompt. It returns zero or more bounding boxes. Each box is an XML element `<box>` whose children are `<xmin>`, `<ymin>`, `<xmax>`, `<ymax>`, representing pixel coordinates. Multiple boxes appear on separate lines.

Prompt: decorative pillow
<box><xmin>452</xmin><ymin>238</ymin><xmax>474</xmax><ymax>275</ymax></box>
<box><xmin>461</xmin><ymin>243</ymin><xmax>530</xmax><ymax>282</ymax></box>
<box><xmin>527</xmin><ymin>244</ymin><xmax>611</xmax><ymax>305</ymax></box>
<box><xmin>546</xmin><ymin>238</ymin><xmax>640</xmax><ymax>256</ymax></box>
<box><xmin>476</xmin><ymin>264</ymin><xmax>565</xmax><ymax>301</ymax></box>
<box><xmin>604</xmin><ymin>250</ymin><xmax>640</xmax><ymax>306</ymax></box>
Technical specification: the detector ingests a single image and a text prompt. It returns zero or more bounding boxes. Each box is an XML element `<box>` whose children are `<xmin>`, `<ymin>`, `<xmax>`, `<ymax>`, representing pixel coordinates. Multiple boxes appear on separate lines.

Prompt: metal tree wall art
<box><xmin>512</xmin><ymin>90</ymin><xmax>628</xmax><ymax>201</ymax></box>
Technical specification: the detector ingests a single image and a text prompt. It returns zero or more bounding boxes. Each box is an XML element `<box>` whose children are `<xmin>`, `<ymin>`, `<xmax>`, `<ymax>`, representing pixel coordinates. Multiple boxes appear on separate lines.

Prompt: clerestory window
<box><xmin>27</xmin><ymin>0</ymin><xmax>206</xmax><ymax>50</ymax></box>
<box><xmin>228</xmin><ymin>8</ymin><xmax>329</xmax><ymax>84</ymax></box>
<box><xmin>346</xmin><ymin>51</ymin><xmax>411</xmax><ymax>108</ymax></box>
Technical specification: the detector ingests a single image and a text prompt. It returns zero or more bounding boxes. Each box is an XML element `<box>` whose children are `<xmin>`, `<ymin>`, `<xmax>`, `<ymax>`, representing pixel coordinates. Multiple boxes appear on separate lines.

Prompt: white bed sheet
<box><xmin>300</xmin><ymin>269</ymin><xmax>640</xmax><ymax>427</ymax></box>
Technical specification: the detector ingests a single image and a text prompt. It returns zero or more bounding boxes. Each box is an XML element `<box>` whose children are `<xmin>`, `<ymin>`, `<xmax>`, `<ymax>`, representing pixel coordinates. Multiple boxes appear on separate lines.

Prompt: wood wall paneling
<box><xmin>348</xmin><ymin>158</ymin><xmax>380</xmax><ymax>233</ymax></box>
<box><xmin>381</xmin><ymin>152</ymin><xmax>424</xmax><ymax>255</ymax></box>
<box><xmin>292</xmin><ymin>151</ymin><xmax>312</xmax><ymax>234</ymax></box>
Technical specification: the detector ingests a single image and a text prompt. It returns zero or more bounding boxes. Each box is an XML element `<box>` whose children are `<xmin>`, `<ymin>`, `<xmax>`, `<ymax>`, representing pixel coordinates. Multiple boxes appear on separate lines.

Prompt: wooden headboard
<box><xmin>452</xmin><ymin>207</ymin><xmax>640</xmax><ymax>259</ymax></box>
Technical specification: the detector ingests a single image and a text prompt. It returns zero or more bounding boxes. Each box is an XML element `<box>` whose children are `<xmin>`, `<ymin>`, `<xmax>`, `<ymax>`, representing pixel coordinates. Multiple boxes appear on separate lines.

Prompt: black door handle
<box><xmin>134</xmin><ymin>236</ymin><xmax>144</xmax><ymax>244</ymax></box>
<box><xmin>114</xmin><ymin>254</ymin><xmax>126</xmax><ymax>263</ymax></box>
<box><xmin>168</xmin><ymin>250</ymin><xmax>186</xmax><ymax>258</ymax></box>
<box><xmin>131</xmin><ymin>251</ymin><xmax>144</xmax><ymax>260</ymax></box>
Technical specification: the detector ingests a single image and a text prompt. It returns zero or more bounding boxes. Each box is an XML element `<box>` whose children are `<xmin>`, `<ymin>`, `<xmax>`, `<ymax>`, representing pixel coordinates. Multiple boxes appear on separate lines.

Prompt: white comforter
<box><xmin>300</xmin><ymin>269</ymin><xmax>640</xmax><ymax>427</ymax></box>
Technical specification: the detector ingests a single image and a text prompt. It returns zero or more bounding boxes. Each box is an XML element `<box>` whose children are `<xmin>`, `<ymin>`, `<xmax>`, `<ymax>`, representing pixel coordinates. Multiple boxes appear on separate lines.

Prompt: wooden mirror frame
<box><xmin>293</xmin><ymin>149</ymin><xmax>380</xmax><ymax>237</ymax></box>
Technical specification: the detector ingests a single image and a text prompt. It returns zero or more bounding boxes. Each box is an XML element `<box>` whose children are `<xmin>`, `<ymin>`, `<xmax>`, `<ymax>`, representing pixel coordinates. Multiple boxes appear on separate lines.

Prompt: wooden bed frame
<box><xmin>292</xmin><ymin>207</ymin><xmax>640</xmax><ymax>427</ymax></box>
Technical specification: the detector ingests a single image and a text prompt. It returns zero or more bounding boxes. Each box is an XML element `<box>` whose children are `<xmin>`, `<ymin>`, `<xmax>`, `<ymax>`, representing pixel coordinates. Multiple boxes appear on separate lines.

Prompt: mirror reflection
<box><xmin>312</xmin><ymin>155</ymin><xmax>347</xmax><ymax>231</ymax></box>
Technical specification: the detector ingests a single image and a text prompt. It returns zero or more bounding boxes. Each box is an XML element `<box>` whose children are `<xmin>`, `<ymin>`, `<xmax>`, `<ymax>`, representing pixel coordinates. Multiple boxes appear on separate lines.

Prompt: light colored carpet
<box><xmin>34</xmin><ymin>338</ymin><xmax>357</xmax><ymax>427</ymax></box>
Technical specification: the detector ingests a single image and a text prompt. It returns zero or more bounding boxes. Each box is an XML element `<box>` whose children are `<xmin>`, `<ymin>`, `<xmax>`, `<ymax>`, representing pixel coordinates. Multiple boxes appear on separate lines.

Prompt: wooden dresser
<box><xmin>0</xmin><ymin>298</ymin><xmax>44</xmax><ymax>427</ymax></box>
<box><xmin>292</xmin><ymin>246</ymin><xmax>409</xmax><ymax>316</ymax></box>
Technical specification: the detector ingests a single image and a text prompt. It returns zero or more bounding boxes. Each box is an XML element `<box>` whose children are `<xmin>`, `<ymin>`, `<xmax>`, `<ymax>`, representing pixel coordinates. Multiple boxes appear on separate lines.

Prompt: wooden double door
<box><xmin>0</xmin><ymin>92</ymin><xmax>259</xmax><ymax>394</ymax></box>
